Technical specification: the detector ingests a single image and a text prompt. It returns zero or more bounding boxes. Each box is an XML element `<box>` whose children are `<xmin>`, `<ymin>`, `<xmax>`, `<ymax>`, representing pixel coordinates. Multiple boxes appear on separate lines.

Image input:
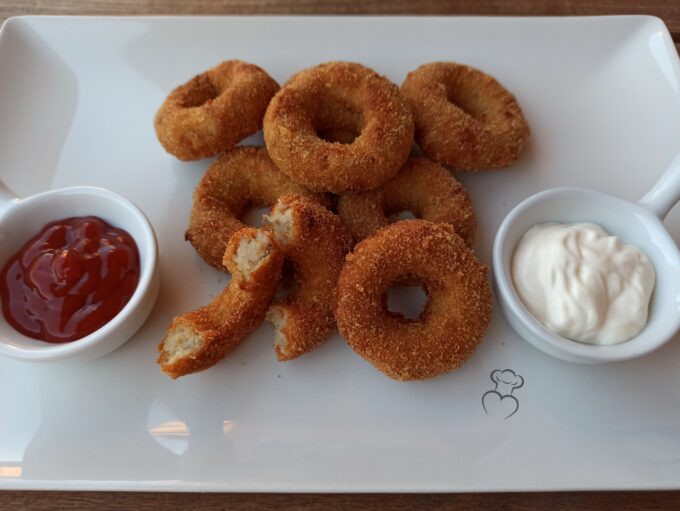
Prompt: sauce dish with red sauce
<box><xmin>0</xmin><ymin>180</ymin><xmax>160</xmax><ymax>362</ymax></box>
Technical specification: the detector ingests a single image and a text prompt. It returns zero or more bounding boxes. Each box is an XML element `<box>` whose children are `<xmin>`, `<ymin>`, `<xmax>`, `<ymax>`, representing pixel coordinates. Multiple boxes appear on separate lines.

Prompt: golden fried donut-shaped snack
<box><xmin>265</xmin><ymin>195</ymin><xmax>353</xmax><ymax>361</ymax></box>
<box><xmin>336</xmin><ymin>220</ymin><xmax>492</xmax><ymax>381</ymax></box>
<box><xmin>337</xmin><ymin>157</ymin><xmax>477</xmax><ymax>247</ymax></box>
<box><xmin>401</xmin><ymin>62</ymin><xmax>529</xmax><ymax>171</ymax></box>
<box><xmin>158</xmin><ymin>227</ymin><xmax>284</xmax><ymax>378</ymax></box>
<box><xmin>264</xmin><ymin>62</ymin><xmax>414</xmax><ymax>193</ymax></box>
<box><xmin>186</xmin><ymin>146</ymin><xmax>328</xmax><ymax>271</ymax></box>
<box><xmin>155</xmin><ymin>60</ymin><xmax>279</xmax><ymax>161</ymax></box>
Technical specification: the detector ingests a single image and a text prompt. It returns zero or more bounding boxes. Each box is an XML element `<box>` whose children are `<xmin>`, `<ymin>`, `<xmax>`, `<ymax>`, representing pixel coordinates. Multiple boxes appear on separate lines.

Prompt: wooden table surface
<box><xmin>2</xmin><ymin>1</ymin><xmax>680</xmax><ymax>509</ymax></box>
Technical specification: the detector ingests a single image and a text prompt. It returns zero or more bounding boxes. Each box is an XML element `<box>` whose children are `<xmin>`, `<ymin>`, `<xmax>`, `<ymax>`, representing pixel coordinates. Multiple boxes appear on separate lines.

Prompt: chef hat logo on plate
<box><xmin>482</xmin><ymin>369</ymin><xmax>524</xmax><ymax>420</ymax></box>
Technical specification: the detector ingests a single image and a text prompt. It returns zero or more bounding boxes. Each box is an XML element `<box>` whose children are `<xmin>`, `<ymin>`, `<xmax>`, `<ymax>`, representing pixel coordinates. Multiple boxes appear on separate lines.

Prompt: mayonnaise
<box><xmin>511</xmin><ymin>223</ymin><xmax>655</xmax><ymax>345</ymax></box>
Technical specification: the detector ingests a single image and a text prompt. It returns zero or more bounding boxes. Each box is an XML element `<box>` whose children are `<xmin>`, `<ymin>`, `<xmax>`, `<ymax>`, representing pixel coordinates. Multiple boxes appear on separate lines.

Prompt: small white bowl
<box><xmin>493</xmin><ymin>156</ymin><xmax>680</xmax><ymax>363</ymax></box>
<box><xmin>0</xmin><ymin>181</ymin><xmax>160</xmax><ymax>363</ymax></box>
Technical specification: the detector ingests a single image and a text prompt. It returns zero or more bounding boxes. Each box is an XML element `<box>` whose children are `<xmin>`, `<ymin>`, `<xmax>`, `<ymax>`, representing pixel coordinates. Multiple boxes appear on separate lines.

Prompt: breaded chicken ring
<box><xmin>263</xmin><ymin>62</ymin><xmax>414</xmax><ymax>193</ymax></box>
<box><xmin>336</xmin><ymin>220</ymin><xmax>492</xmax><ymax>381</ymax></box>
<box><xmin>337</xmin><ymin>157</ymin><xmax>476</xmax><ymax>247</ymax></box>
<box><xmin>265</xmin><ymin>195</ymin><xmax>353</xmax><ymax>361</ymax></box>
<box><xmin>186</xmin><ymin>146</ymin><xmax>327</xmax><ymax>271</ymax></box>
<box><xmin>401</xmin><ymin>62</ymin><xmax>529</xmax><ymax>171</ymax></box>
<box><xmin>158</xmin><ymin>227</ymin><xmax>284</xmax><ymax>379</ymax></box>
<box><xmin>155</xmin><ymin>60</ymin><xmax>279</xmax><ymax>161</ymax></box>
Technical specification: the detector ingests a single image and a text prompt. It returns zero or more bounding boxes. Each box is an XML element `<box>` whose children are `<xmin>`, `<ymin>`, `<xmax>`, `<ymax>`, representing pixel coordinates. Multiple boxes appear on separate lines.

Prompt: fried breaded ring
<box><xmin>401</xmin><ymin>62</ymin><xmax>529</xmax><ymax>171</ymax></box>
<box><xmin>154</xmin><ymin>60</ymin><xmax>279</xmax><ymax>161</ymax></box>
<box><xmin>158</xmin><ymin>227</ymin><xmax>283</xmax><ymax>378</ymax></box>
<box><xmin>336</xmin><ymin>220</ymin><xmax>492</xmax><ymax>381</ymax></box>
<box><xmin>265</xmin><ymin>195</ymin><xmax>353</xmax><ymax>361</ymax></box>
<box><xmin>337</xmin><ymin>157</ymin><xmax>476</xmax><ymax>247</ymax></box>
<box><xmin>263</xmin><ymin>62</ymin><xmax>414</xmax><ymax>193</ymax></box>
<box><xmin>186</xmin><ymin>146</ymin><xmax>328</xmax><ymax>271</ymax></box>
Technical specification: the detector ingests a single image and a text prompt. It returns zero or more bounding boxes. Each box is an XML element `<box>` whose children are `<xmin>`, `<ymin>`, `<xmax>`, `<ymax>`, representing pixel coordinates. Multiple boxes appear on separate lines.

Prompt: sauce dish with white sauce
<box><xmin>512</xmin><ymin>222</ymin><xmax>655</xmax><ymax>345</ymax></box>
<box><xmin>493</xmin><ymin>155</ymin><xmax>680</xmax><ymax>363</ymax></box>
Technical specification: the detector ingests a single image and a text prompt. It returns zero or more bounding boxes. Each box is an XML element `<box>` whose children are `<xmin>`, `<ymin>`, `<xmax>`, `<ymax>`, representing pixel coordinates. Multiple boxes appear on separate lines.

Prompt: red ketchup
<box><xmin>0</xmin><ymin>216</ymin><xmax>140</xmax><ymax>343</ymax></box>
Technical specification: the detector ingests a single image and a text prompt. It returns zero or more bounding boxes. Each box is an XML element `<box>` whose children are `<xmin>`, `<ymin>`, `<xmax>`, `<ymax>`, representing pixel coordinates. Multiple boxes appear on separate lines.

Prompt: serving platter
<box><xmin>1</xmin><ymin>15</ymin><xmax>680</xmax><ymax>492</ymax></box>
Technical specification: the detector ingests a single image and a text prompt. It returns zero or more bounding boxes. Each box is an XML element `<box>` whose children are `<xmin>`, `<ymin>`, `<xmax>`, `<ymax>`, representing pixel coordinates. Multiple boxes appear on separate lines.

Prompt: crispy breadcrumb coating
<box><xmin>263</xmin><ymin>62</ymin><xmax>414</xmax><ymax>193</ymax></box>
<box><xmin>158</xmin><ymin>228</ymin><xmax>283</xmax><ymax>378</ymax></box>
<box><xmin>185</xmin><ymin>146</ymin><xmax>328</xmax><ymax>271</ymax></box>
<box><xmin>335</xmin><ymin>220</ymin><xmax>492</xmax><ymax>381</ymax></box>
<box><xmin>155</xmin><ymin>60</ymin><xmax>279</xmax><ymax>161</ymax></box>
<box><xmin>337</xmin><ymin>157</ymin><xmax>477</xmax><ymax>247</ymax></box>
<box><xmin>265</xmin><ymin>195</ymin><xmax>353</xmax><ymax>361</ymax></box>
<box><xmin>401</xmin><ymin>62</ymin><xmax>529</xmax><ymax>171</ymax></box>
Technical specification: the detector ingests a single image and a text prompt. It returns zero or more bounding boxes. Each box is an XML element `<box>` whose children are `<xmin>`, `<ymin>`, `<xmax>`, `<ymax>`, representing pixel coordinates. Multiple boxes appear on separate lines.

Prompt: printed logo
<box><xmin>482</xmin><ymin>369</ymin><xmax>524</xmax><ymax>420</ymax></box>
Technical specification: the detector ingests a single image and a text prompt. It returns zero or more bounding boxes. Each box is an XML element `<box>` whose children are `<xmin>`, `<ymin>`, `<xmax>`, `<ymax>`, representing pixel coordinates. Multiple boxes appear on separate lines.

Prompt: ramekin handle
<box><xmin>639</xmin><ymin>154</ymin><xmax>680</xmax><ymax>220</ymax></box>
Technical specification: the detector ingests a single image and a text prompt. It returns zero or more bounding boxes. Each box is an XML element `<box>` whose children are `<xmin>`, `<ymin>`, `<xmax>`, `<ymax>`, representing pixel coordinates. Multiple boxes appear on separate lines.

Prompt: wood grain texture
<box><xmin>1</xmin><ymin>0</ymin><xmax>680</xmax><ymax>39</ymax></box>
<box><xmin>3</xmin><ymin>491</ymin><xmax>680</xmax><ymax>510</ymax></box>
<box><xmin>1</xmin><ymin>1</ymin><xmax>679</xmax><ymax>53</ymax></box>
<box><xmin>1</xmin><ymin>1</ymin><xmax>680</xmax><ymax>509</ymax></box>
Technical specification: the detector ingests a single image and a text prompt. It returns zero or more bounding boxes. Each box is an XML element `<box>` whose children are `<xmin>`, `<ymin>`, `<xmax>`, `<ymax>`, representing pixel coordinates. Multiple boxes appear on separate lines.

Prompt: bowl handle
<box><xmin>639</xmin><ymin>154</ymin><xmax>680</xmax><ymax>220</ymax></box>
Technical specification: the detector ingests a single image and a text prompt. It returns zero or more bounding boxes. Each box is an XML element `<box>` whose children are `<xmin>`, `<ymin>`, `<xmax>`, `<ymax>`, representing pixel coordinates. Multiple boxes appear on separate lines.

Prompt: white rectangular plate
<box><xmin>1</xmin><ymin>15</ymin><xmax>680</xmax><ymax>492</ymax></box>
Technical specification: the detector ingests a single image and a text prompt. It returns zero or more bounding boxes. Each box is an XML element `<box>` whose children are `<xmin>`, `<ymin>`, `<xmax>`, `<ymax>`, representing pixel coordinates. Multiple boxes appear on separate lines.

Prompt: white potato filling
<box><xmin>162</xmin><ymin>323</ymin><xmax>204</xmax><ymax>364</ymax></box>
<box><xmin>266</xmin><ymin>204</ymin><xmax>294</xmax><ymax>245</ymax></box>
<box><xmin>266</xmin><ymin>306</ymin><xmax>289</xmax><ymax>352</ymax></box>
<box><xmin>233</xmin><ymin>230</ymin><xmax>272</xmax><ymax>278</ymax></box>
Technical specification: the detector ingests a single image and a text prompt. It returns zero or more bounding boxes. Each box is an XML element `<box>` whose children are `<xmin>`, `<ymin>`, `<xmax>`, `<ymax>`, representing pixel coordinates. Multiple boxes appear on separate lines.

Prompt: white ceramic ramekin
<box><xmin>493</xmin><ymin>156</ymin><xmax>680</xmax><ymax>363</ymax></box>
<box><xmin>0</xmin><ymin>181</ymin><xmax>160</xmax><ymax>363</ymax></box>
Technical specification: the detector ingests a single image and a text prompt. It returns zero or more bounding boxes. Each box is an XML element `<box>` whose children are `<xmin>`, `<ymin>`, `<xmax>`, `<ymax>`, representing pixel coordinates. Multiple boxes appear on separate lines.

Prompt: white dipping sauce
<box><xmin>511</xmin><ymin>223</ymin><xmax>655</xmax><ymax>345</ymax></box>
